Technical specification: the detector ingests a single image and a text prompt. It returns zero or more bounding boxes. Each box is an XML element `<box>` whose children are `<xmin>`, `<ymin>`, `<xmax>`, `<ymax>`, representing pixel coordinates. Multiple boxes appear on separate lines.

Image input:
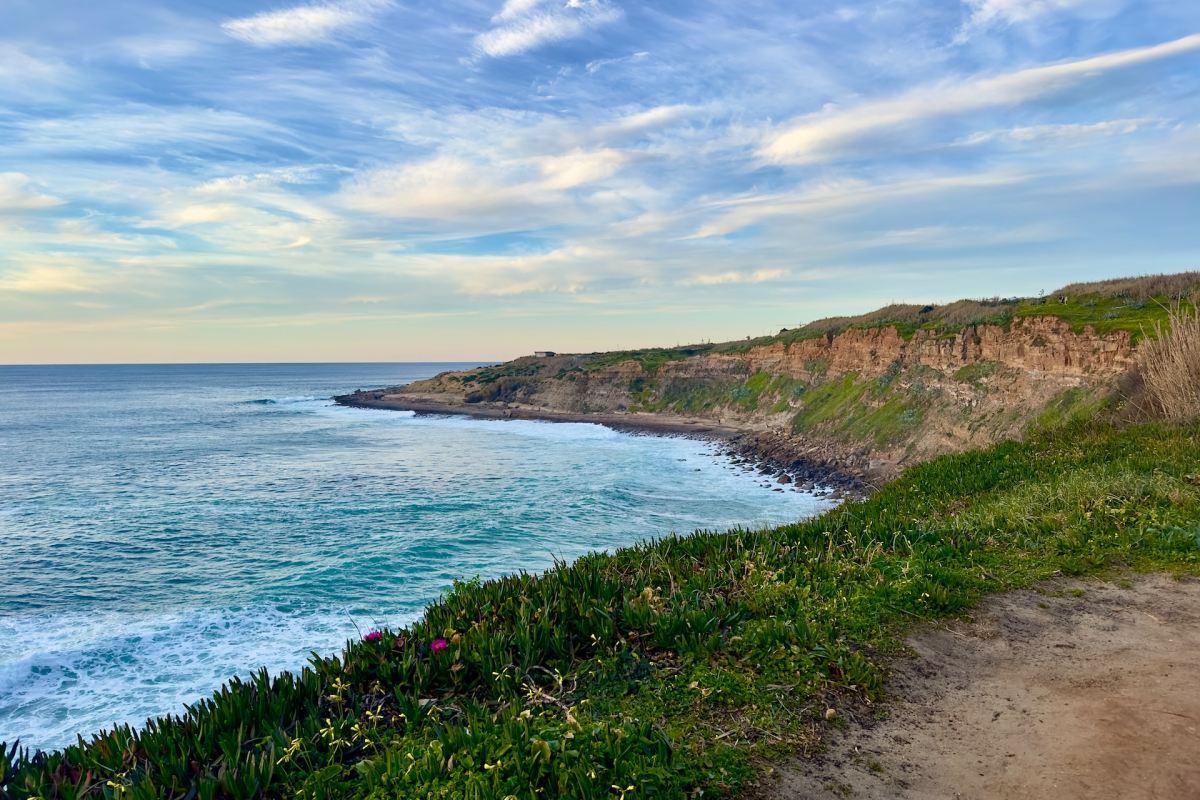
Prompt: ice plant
<box><xmin>430</xmin><ymin>638</ymin><xmax>449</xmax><ymax>653</ymax></box>
<box><xmin>363</xmin><ymin>630</ymin><xmax>382</xmax><ymax>642</ymax></box>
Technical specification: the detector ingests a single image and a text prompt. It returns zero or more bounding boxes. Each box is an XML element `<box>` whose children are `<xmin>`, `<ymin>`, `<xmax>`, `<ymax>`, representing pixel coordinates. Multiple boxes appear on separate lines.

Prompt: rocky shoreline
<box><xmin>335</xmin><ymin>389</ymin><xmax>870</xmax><ymax>500</ymax></box>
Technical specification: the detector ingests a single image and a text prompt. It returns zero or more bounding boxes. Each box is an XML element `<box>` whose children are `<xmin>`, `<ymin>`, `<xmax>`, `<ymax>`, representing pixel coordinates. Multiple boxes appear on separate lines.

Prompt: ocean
<box><xmin>0</xmin><ymin>363</ymin><xmax>830</xmax><ymax>752</ymax></box>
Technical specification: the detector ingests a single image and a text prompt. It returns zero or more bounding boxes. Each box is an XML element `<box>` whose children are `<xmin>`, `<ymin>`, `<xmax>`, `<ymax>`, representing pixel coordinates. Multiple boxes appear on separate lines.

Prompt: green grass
<box><xmin>5</xmin><ymin>422</ymin><xmax>1200</xmax><ymax>800</ymax></box>
<box><xmin>791</xmin><ymin>373</ymin><xmax>869</xmax><ymax>432</ymax></box>
<box><xmin>1030</xmin><ymin>387</ymin><xmax>1108</xmax><ymax>432</ymax></box>
<box><xmin>459</xmin><ymin>360</ymin><xmax>547</xmax><ymax>385</ymax></box>
<box><xmin>786</xmin><ymin>371</ymin><xmax>926</xmax><ymax>447</ymax></box>
<box><xmin>1012</xmin><ymin>295</ymin><xmax>1175</xmax><ymax>339</ymax></box>
<box><xmin>580</xmin><ymin>346</ymin><xmax>714</xmax><ymax>375</ymax></box>
<box><xmin>953</xmin><ymin>361</ymin><xmax>998</xmax><ymax>384</ymax></box>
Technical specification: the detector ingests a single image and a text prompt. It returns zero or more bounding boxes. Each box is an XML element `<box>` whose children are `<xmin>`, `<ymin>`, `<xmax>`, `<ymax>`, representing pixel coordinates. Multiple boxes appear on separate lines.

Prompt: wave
<box><xmin>0</xmin><ymin>604</ymin><xmax>415</xmax><ymax>751</ymax></box>
<box><xmin>242</xmin><ymin>396</ymin><xmax>327</xmax><ymax>406</ymax></box>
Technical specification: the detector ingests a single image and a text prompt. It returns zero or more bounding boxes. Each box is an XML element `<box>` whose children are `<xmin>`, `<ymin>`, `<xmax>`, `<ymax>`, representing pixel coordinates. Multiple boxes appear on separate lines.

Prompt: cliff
<box><xmin>341</xmin><ymin>274</ymin><xmax>1194</xmax><ymax>481</ymax></box>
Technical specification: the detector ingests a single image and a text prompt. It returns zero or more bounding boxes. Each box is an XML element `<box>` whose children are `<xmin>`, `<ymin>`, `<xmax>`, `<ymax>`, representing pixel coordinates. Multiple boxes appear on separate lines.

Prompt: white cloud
<box><xmin>0</xmin><ymin>47</ymin><xmax>71</xmax><ymax>99</ymax></box>
<box><xmin>585</xmin><ymin>50</ymin><xmax>648</xmax><ymax>74</ymax></box>
<box><xmin>958</xmin><ymin>118</ymin><xmax>1151</xmax><ymax>147</ymax></box>
<box><xmin>11</xmin><ymin>107</ymin><xmax>289</xmax><ymax>156</ymax></box>
<box><xmin>0</xmin><ymin>264</ymin><xmax>99</xmax><ymax>294</ymax></box>
<box><xmin>494</xmin><ymin>0</ymin><xmax>553</xmax><ymax>21</ymax></box>
<box><xmin>535</xmin><ymin>148</ymin><xmax>628</xmax><ymax>189</ymax></box>
<box><xmin>762</xmin><ymin>33</ymin><xmax>1200</xmax><ymax>165</ymax></box>
<box><xmin>684</xmin><ymin>269</ymin><xmax>790</xmax><ymax>286</ymax></box>
<box><xmin>596</xmin><ymin>105</ymin><xmax>699</xmax><ymax>140</ymax></box>
<box><xmin>194</xmin><ymin>167</ymin><xmax>325</xmax><ymax>195</ymax></box>
<box><xmin>961</xmin><ymin>0</ymin><xmax>1108</xmax><ymax>31</ymax></box>
<box><xmin>340</xmin><ymin>148</ymin><xmax>628</xmax><ymax>224</ymax></box>
<box><xmin>475</xmin><ymin>0</ymin><xmax>622</xmax><ymax>58</ymax></box>
<box><xmin>0</xmin><ymin>174</ymin><xmax>63</xmax><ymax>214</ymax></box>
<box><xmin>169</xmin><ymin>203</ymin><xmax>243</xmax><ymax>226</ymax></box>
<box><xmin>690</xmin><ymin>171</ymin><xmax>1028</xmax><ymax>239</ymax></box>
<box><xmin>0</xmin><ymin>47</ymin><xmax>66</xmax><ymax>84</ymax></box>
<box><xmin>222</xmin><ymin>0</ymin><xmax>390</xmax><ymax>47</ymax></box>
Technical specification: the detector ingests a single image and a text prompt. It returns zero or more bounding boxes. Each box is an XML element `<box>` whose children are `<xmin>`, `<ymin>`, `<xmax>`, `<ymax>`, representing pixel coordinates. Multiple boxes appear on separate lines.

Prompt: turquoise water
<box><xmin>0</xmin><ymin>363</ymin><xmax>830</xmax><ymax>751</ymax></box>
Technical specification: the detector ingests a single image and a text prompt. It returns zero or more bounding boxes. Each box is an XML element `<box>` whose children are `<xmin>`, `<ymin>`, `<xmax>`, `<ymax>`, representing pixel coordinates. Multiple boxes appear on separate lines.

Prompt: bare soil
<box><xmin>763</xmin><ymin>574</ymin><xmax>1200</xmax><ymax>800</ymax></box>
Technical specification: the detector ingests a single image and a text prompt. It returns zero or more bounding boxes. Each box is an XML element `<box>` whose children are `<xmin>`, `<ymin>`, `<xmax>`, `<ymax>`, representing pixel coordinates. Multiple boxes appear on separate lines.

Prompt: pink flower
<box><xmin>430</xmin><ymin>638</ymin><xmax>449</xmax><ymax>653</ymax></box>
<box><xmin>363</xmin><ymin>630</ymin><xmax>382</xmax><ymax>642</ymax></box>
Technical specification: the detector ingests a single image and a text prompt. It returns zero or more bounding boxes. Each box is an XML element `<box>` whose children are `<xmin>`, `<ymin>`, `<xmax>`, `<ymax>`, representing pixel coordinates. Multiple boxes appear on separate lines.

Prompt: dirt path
<box><xmin>765</xmin><ymin>574</ymin><xmax>1200</xmax><ymax>800</ymax></box>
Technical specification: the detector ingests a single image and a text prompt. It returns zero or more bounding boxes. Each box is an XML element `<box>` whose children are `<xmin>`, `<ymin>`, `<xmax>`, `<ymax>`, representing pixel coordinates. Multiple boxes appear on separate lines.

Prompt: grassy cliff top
<box><xmin>766</xmin><ymin>270</ymin><xmax>1198</xmax><ymax>345</ymax></box>
<box><xmin>5</xmin><ymin>418</ymin><xmax>1200</xmax><ymax>799</ymax></box>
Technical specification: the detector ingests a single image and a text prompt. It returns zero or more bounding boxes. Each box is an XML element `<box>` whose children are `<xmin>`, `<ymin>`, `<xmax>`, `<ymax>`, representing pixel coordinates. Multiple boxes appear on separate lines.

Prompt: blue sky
<box><xmin>1</xmin><ymin>0</ymin><xmax>1198</xmax><ymax>362</ymax></box>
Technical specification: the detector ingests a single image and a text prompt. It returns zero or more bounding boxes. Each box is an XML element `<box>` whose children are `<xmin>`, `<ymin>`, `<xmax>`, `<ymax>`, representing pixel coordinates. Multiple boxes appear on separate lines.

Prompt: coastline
<box><xmin>334</xmin><ymin>388</ymin><xmax>869</xmax><ymax>497</ymax></box>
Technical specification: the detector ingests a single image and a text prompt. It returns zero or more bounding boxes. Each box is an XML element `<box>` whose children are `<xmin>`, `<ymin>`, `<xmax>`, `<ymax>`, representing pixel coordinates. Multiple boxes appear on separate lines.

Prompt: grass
<box><xmin>5</xmin><ymin>420</ymin><xmax>1200</xmax><ymax>800</ymax></box>
<box><xmin>1011</xmin><ymin>295</ymin><xmax>1174</xmax><ymax>338</ymax></box>
<box><xmin>784</xmin><ymin>372</ymin><xmax>925</xmax><ymax>447</ymax></box>
<box><xmin>1137</xmin><ymin>302</ymin><xmax>1200</xmax><ymax>422</ymax></box>
<box><xmin>580</xmin><ymin>346</ymin><xmax>715</xmax><ymax>375</ymax></box>
<box><xmin>790</xmin><ymin>374</ymin><xmax>868</xmax><ymax>432</ymax></box>
<box><xmin>953</xmin><ymin>361</ymin><xmax>998</xmax><ymax>385</ymax></box>
<box><xmin>1031</xmin><ymin>387</ymin><xmax>1107</xmax><ymax>431</ymax></box>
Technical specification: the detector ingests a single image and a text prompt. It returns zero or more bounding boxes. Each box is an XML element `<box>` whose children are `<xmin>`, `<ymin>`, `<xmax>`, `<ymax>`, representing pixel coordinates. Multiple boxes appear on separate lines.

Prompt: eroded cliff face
<box><xmin>388</xmin><ymin>317</ymin><xmax>1136</xmax><ymax>478</ymax></box>
<box><xmin>740</xmin><ymin>317</ymin><xmax>1134</xmax><ymax>379</ymax></box>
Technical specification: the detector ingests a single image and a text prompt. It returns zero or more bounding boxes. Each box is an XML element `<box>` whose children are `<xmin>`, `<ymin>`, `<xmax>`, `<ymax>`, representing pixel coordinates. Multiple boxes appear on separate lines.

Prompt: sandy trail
<box><xmin>765</xmin><ymin>574</ymin><xmax>1200</xmax><ymax>800</ymax></box>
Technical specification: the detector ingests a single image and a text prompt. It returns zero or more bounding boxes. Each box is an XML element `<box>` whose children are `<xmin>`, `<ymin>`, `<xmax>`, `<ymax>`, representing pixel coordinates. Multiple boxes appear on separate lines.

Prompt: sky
<box><xmin>1</xmin><ymin>0</ymin><xmax>1198</xmax><ymax>363</ymax></box>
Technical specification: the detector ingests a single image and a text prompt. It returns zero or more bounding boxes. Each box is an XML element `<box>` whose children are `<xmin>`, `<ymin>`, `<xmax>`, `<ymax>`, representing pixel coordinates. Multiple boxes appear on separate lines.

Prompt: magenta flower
<box><xmin>430</xmin><ymin>638</ymin><xmax>449</xmax><ymax>654</ymax></box>
<box><xmin>363</xmin><ymin>630</ymin><xmax>382</xmax><ymax>642</ymax></box>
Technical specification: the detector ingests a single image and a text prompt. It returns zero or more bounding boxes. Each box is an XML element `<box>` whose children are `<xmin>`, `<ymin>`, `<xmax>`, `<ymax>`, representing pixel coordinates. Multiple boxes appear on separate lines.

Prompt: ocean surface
<box><xmin>0</xmin><ymin>363</ymin><xmax>831</xmax><ymax>752</ymax></box>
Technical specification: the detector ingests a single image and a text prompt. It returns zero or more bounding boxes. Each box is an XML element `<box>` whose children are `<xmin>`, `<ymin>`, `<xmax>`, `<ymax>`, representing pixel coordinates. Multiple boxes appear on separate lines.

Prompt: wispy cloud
<box><xmin>0</xmin><ymin>264</ymin><xmax>100</xmax><ymax>294</ymax></box>
<box><xmin>595</xmin><ymin>105</ymin><xmax>699</xmax><ymax>140</ymax></box>
<box><xmin>475</xmin><ymin>0</ymin><xmax>623</xmax><ymax>58</ymax></box>
<box><xmin>222</xmin><ymin>0</ymin><xmax>390</xmax><ymax>47</ymax></box>
<box><xmin>9</xmin><ymin>107</ymin><xmax>291</xmax><ymax>156</ymax></box>
<box><xmin>683</xmin><ymin>269</ymin><xmax>790</xmax><ymax>287</ymax></box>
<box><xmin>0</xmin><ymin>174</ymin><xmax>63</xmax><ymax>214</ymax></box>
<box><xmin>762</xmin><ymin>33</ymin><xmax>1200</xmax><ymax>165</ymax></box>
<box><xmin>690</xmin><ymin>171</ymin><xmax>1030</xmax><ymax>239</ymax></box>
<box><xmin>585</xmin><ymin>50</ymin><xmax>648</xmax><ymax>74</ymax></box>
<box><xmin>960</xmin><ymin>0</ymin><xmax>1111</xmax><ymax>33</ymax></box>
<box><xmin>340</xmin><ymin>148</ymin><xmax>629</xmax><ymax>228</ymax></box>
<box><xmin>0</xmin><ymin>46</ymin><xmax>72</xmax><ymax>99</ymax></box>
<box><xmin>957</xmin><ymin>118</ymin><xmax>1153</xmax><ymax>147</ymax></box>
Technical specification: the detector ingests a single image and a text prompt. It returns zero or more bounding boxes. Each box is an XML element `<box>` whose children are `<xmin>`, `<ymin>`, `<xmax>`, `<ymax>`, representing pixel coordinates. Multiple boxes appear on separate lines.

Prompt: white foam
<box><xmin>0</xmin><ymin>604</ymin><xmax>417</xmax><ymax>750</ymax></box>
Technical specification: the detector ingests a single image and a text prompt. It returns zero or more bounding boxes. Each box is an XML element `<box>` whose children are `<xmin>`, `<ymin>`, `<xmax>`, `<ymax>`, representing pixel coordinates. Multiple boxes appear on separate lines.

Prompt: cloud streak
<box><xmin>222</xmin><ymin>1</ymin><xmax>390</xmax><ymax>47</ymax></box>
<box><xmin>475</xmin><ymin>0</ymin><xmax>622</xmax><ymax>57</ymax></box>
<box><xmin>0</xmin><ymin>174</ymin><xmax>63</xmax><ymax>214</ymax></box>
<box><xmin>961</xmin><ymin>0</ymin><xmax>1107</xmax><ymax>31</ymax></box>
<box><xmin>762</xmin><ymin>33</ymin><xmax>1200</xmax><ymax>165</ymax></box>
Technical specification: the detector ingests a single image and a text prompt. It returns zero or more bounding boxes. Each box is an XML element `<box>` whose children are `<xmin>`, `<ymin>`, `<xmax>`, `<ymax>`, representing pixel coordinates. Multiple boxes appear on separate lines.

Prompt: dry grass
<box><xmin>1138</xmin><ymin>301</ymin><xmax>1200</xmax><ymax>422</ymax></box>
<box><xmin>800</xmin><ymin>299</ymin><xmax>1016</xmax><ymax>336</ymax></box>
<box><xmin>1055</xmin><ymin>272</ymin><xmax>1200</xmax><ymax>301</ymax></box>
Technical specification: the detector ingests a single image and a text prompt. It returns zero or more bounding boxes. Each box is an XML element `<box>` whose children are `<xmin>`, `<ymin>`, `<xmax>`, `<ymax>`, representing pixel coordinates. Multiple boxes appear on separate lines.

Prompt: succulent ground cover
<box><xmin>4</xmin><ymin>418</ymin><xmax>1199</xmax><ymax>800</ymax></box>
